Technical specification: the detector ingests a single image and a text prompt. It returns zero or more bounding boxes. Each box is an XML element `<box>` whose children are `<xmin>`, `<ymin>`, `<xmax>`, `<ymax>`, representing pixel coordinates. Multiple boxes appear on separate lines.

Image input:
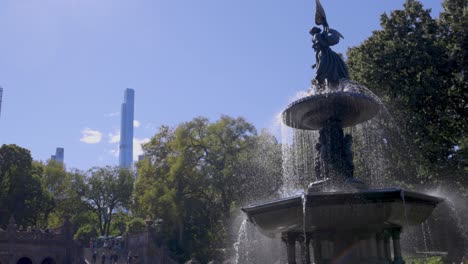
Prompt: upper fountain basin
<box><xmin>282</xmin><ymin>91</ymin><xmax>381</xmax><ymax>130</ymax></box>
<box><xmin>241</xmin><ymin>188</ymin><xmax>443</xmax><ymax>238</ymax></box>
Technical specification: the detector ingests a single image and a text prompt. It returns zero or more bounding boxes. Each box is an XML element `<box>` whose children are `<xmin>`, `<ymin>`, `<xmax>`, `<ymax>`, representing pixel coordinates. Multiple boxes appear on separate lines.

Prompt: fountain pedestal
<box><xmin>242</xmin><ymin>189</ymin><xmax>442</xmax><ymax>264</ymax></box>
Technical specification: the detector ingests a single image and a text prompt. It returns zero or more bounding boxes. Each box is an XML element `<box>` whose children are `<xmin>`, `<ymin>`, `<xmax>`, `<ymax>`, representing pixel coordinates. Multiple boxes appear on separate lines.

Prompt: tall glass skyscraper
<box><xmin>119</xmin><ymin>88</ymin><xmax>135</xmax><ymax>168</ymax></box>
<box><xmin>0</xmin><ymin>87</ymin><xmax>3</xmax><ymax>117</ymax></box>
<box><xmin>51</xmin><ymin>147</ymin><xmax>64</xmax><ymax>163</ymax></box>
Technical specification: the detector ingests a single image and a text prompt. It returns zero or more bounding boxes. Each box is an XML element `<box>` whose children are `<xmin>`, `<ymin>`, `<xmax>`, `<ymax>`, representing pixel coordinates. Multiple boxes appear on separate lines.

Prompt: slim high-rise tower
<box><xmin>51</xmin><ymin>147</ymin><xmax>64</xmax><ymax>163</ymax></box>
<box><xmin>119</xmin><ymin>88</ymin><xmax>135</xmax><ymax>168</ymax></box>
<box><xmin>0</xmin><ymin>87</ymin><xmax>3</xmax><ymax>117</ymax></box>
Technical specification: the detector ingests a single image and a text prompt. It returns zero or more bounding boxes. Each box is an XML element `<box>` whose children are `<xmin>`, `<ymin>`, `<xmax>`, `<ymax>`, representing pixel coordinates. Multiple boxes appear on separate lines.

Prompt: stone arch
<box><xmin>16</xmin><ymin>257</ymin><xmax>33</xmax><ymax>264</ymax></box>
<box><xmin>41</xmin><ymin>257</ymin><xmax>56</xmax><ymax>264</ymax></box>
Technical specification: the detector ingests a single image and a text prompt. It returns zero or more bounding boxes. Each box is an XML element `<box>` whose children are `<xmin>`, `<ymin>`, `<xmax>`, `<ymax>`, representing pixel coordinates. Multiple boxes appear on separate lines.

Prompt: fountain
<box><xmin>241</xmin><ymin>1</ymin><xmax>443</xmax><ymax>263</ymax></box>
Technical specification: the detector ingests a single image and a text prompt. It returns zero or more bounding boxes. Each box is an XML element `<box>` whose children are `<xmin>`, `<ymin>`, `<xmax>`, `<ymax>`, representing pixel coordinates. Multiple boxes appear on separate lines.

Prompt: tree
<box><xmin>0</xmin><ymin>144</ymin><xmax>54</xmax><ymax>227</ymax></box>
<box><xmin>74</xmin><ymin>224</ymin><xmax>98</xmax><ymax>244</ymax></box>
<box><xmin>437</xmin><ymin>0</ymin><xmax>468</xmax><ymax>180</ymax></box>
<box><xmin>43</xmin><ymin>167</ymin><xmax>95</xmax><ymax>232</ymax></box>
<box><xmin>346</xmin><ymin>2</ymin><xmax>467</xmax><ymax>260</ymax></box>
<box><xmin>346</xmin><ymin>0</ymin><xmax>467</xmax><ymax>184</ymax></box>
<box><xmin>134</xmin><ymin>116</ymin><xmax>282</xmax><ymax>262</ymax></box>
<box><xmin>126</xmin><ymin>217</ymin><xmax>146</xmax><ymax>234</ymax></box>
<box><xmin>84</xmin><ymin>166</ymin><xmax>134</xmax><ymax>236</ymax></box>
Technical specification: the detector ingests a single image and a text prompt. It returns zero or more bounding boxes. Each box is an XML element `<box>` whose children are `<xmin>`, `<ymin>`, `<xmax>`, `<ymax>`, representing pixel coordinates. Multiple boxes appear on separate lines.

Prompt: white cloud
<box><xmin>133</xmin><ymin>120</ymin><xmax>141</xmax><ymax>128</ymax></box>
<box><xmin>80</xmin><ymin>128</ymin><xmax>102</xmax><ymax>144</ymax></box>
<box><xmin>105</xmin><ymin>112</ymin><xmax>119</xmax><ymax>117</ymax></box>
<box><xmin>133</xmin><ymin>137</ymin><xmax>150</xmax><ymax>161</ymax></box>
<box><xmin>108</xmin><ymin>130</ymin><xmax>120</xmax><ymax>144</ymax></box>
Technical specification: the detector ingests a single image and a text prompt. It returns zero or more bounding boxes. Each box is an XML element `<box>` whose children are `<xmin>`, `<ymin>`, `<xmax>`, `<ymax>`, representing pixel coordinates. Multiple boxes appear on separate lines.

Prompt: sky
<box><xmin>0</xmin><ymin>0</ymin><xmax>444</xmax><ymax>170</ymax></box>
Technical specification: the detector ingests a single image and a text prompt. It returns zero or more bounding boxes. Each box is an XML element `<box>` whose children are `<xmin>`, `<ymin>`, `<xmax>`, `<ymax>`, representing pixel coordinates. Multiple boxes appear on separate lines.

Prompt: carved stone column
<box><xmin>391</xmin><ymin>228</ymin><xmax>405</xmax><ymax>264</ymax></box>
<box><xmin>383</xmin><ymin>231</ymin><xmax>392</xmax><ymax>262</ymax></box>
<box><xmin>376</xmin><ymin>232</ymin><xmax>384</xmax><ymax>260</ymax></box>
<box><xmin>312</xmin><ymin>239</ymin><xmax>322</xmax><ymax>264</ymax></box>
<box><xmin>282</xmin><ymin>233</ymin><xmax>298</xmax><ymax>264</ymax></box>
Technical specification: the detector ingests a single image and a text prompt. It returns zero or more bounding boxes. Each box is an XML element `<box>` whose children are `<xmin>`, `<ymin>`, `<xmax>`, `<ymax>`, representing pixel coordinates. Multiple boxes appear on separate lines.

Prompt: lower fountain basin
<box><xmin>242</xmin><ymin>188</ymin><xmax>442</xmax><ymax>238</ymax></box>
<box><xmin>282</xmin><ymin>91</ymin><xmax>381</xmax><ymax>130</ymax></box>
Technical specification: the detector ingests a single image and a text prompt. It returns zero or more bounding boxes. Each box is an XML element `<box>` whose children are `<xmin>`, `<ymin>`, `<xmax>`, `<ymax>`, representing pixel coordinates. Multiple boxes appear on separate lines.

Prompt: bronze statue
<box><xmin>311</xmin><ymin>0</ymin><xmax>349</xmax><ymax>86</ymax></box>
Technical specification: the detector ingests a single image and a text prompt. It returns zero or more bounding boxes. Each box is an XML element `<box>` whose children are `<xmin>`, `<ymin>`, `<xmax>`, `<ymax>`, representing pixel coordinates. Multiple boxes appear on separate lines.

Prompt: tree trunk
<box><xmin>106</xmin><ymin>207</ymin><xmax>114</xmax><ymax>236</ymax></box>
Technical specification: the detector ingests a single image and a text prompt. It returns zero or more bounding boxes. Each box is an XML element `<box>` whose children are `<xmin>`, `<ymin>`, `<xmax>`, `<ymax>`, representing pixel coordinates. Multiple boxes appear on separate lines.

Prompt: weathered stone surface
<box><xmin>0</xmin><ymin>218</ymin><xmax>83</xmax><ymax>264</ymax></box>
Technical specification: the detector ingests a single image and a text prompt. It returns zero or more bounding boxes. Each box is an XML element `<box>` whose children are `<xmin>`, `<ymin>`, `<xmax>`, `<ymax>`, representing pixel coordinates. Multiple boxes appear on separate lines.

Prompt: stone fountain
<box><xmin>241</xmin><ymin>1</ymin><xmax>443</xmax><ymax>263</ymax></box>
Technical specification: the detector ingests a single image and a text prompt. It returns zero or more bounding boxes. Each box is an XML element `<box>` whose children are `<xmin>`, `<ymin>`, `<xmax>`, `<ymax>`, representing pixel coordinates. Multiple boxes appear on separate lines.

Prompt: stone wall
<box><xmin>0</xmin><ymin>217</ymin><xmax>83</xmax><ymax>264</ymax></box>
<box><xmin>125</xmin><ymin>221</ymin><xmax>177</xmax><ymax>264</ymax></box>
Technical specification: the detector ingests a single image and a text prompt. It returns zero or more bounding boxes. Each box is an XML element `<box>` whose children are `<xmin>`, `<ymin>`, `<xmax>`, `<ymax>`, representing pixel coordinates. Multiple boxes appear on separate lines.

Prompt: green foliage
<box><xmin>346</xmin><ymin>0</ymin><xmax>467</xmax><ymax>185</ymax></box>
<box><xmin>74</xmin><ymin>224</ymin><xmax>98</xmax><ymax>242</ymax></box>
<box><xmin>109</xmin><ymin>210</ymin><xmax>130</xmax><ymax>236</ymax></box>
<box><xmin>0</xmin><ymin>144</ymin><xmax>54</xmax><ymax>227</ymax></box>
<box><xmin>133</xmin><ymin>116</ymin><xmax>282</xmax><ymax>262</ymax></box>
<box><xmin>40</xmin><ymin>163</ymin><xmax>92</xmax><ymax>229</ymax></box>
<box><xmin>83</xmin><ymin>166</ymin><xmax>134</xmax><ymax>236</ymax></box>
<box><xmin>406</xmin><ymin>256</ymin><xmax>444</xmax><ymax>264</ymax></box>
<box><xmin>126</xmin><ymin>217</ymin><xmax>146</xmax><ymax>234</ymax></box>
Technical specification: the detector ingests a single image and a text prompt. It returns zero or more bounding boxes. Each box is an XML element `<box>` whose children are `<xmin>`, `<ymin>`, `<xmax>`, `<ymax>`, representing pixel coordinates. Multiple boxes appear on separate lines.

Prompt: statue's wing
<box><xmin>329</xmin><ymin>28</ymin><xmax>344</xmax><ymax>39</ymax></box>
<box><xmin>315</xmin><ymin>0</ymin><xmax>328</xmax><ymax>27</ymax></box>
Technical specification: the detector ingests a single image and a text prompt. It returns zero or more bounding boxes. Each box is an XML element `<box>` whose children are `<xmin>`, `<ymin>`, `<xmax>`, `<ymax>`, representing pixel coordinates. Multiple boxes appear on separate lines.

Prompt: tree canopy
<box><xmin>83</xmin><ymin>166</ymin><xmax>134</xmax><ymax>236</ymax></box>
<box><xmin>133</xmin><ymin>116</ymin><xmax>282</xmax><ymax>262</ymax></box>
<box><xmin>346</xmin><ymin>0</ymin><xmax>467</xmax><ymax>185</ymax></box>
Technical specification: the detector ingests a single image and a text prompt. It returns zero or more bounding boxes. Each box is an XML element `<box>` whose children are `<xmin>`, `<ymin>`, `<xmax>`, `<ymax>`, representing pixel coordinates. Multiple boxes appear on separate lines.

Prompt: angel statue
<box><xmin>311</xmin><ymin>0</ymin><xmax>349</xmax><ymax>87</ymax></box>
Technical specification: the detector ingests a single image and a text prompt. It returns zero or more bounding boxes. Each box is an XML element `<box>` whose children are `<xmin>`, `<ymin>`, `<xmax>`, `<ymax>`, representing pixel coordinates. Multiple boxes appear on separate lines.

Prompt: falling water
<box><xmin>349</xmin><ymin>119</ymin><xmax>393</xmax><ymax>188</ymax></box>
<box><xmin>280</xmin><ymin>83</ymin><xmax>393</xmax><ymax>195</ymax></box>
<box><xmin>234</xmin><ymin>219</ymin><xmax>248</xmax><ymax>264</ymax></box>
<box><xmin>301</xmin><ymin>193</ymin><xmax>308</xmax><ymax>264</ymax></box>
<box><xmin>233</xmin><ymin>217</ymin><xmax>284</xmax><ymax>264</ymax></box>
<box><xmin>425</xmin><ymin>221</ymin><xmax>434</xmax><ymax>252</ymax></box>
<box><xmin>302</xmin><ymin>193</ymin><xmax>307</xmax><ymax>237</ymax></box>
<box><xmin>445</xmin><ymin>199</ymin><xmax>468</xmax><ymax>240</ymax></box>
<box><xmin>281</xmin><ymin>124</ymin><xmax>320</xmax><ymax>197</ymax></box>
<box><xmin>281</xmin><ymin>122</ymin><xmax>296</xmax><ymax>197</ymax></box>
<box><xmin>400</xmin><ymin>190</ymin><xmax>410</xmax><ymax>226</ymax></box>
<box><xmin>279</xmin><ymin>88</ymin><xmax>322</xmax><ymax>197</ymax></box>
<box><xmin>421</xmin><ymin>223</ymin><xmax>429</xmax><ymax>259</ymax></box>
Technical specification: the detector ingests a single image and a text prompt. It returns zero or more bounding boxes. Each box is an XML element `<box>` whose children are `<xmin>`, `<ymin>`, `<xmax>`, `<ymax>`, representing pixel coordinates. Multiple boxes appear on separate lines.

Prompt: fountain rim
<box><xmin>283</xmin><ymin>90</ymin><xmax>381</xmax><ymax>110</ymax></box>
<box><xmin>241</xmin><ymin>188</ymin><xmax>443</xmax><ymax>215</ymax></box>
<box><xmin>281</xmin><ymin>90</ymin><xmax>382</xmax><ymax>130</ymax></box>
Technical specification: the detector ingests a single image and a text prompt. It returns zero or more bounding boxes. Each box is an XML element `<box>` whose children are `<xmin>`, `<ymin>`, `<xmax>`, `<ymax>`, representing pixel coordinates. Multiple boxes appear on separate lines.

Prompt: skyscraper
<box><xmin>119</xmin><ymin>88</ymin><xmax>135</xmax><ymax>168</ymax></box>
<box><xmin>0</xmin><ymin>87</ymin><xmax>3</xmax><ymax>117</ymax></box>
<box><xmin>51</xmin><ymin>147</ymin><xmax>64</xmax><ymax>163</ymax></box>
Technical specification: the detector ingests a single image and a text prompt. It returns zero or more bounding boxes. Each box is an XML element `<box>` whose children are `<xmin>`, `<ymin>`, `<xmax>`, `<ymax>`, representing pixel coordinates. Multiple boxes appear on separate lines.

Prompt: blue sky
<box><xmin>0</xmin><ymin>0</ymin><xmax>443</xmax><ymax>170</ymax></box>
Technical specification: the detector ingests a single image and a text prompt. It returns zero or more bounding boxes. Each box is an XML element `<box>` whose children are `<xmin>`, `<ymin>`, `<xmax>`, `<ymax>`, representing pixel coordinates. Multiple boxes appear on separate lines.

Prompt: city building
<box><xmin>119</xmin><ymin>88</ymin><xmax>135</xmax><ymax>168</ymax></box>
<box><xmin>0</xmin><ymin>86</ymin><xmax>3</xmax><ymax>117</ymax></box>
<box><xmin>50</xmin><ymin>147</ymin><xmax>64</xmax><ymax>163</ymax></box>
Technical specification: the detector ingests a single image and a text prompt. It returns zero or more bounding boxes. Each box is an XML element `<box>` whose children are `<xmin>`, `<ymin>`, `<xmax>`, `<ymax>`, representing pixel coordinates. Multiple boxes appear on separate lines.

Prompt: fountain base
<box><xmin>242</xmin><ymin>189</ymin><xmax>442</xmax><ymax>264</ymax></box>
<box><xmin>282</xmin><ymin>227</ymin><xmax>402</xmax><ymax>264</ymax></box>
